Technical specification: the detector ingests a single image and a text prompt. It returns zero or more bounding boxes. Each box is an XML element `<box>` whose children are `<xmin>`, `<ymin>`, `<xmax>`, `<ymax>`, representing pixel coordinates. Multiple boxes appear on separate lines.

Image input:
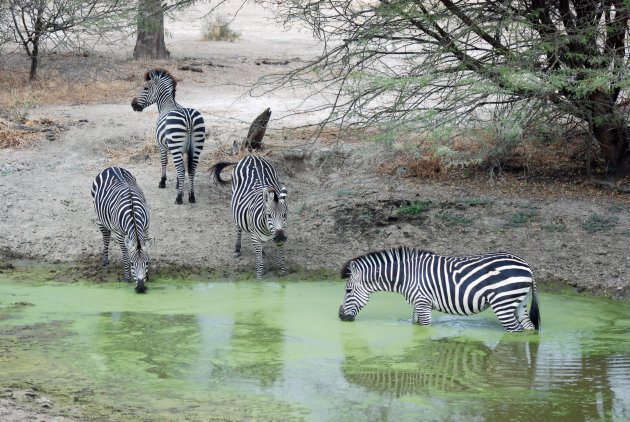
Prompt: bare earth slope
<box><xmin>0</xmin><ymin>1</ymin><xmax>628</xmax><ymax>297</ymax></box>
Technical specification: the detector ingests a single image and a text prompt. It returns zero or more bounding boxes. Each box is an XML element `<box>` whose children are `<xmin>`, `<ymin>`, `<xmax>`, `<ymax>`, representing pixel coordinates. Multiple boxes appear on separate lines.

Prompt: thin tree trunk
<box><xmin>133</xmin><ymin>0</ymin><xmax>170</xmax><ymax>60</ymax></box>
<box><xmin>590</xmin><ymin>95</ymin><xmax>630</xmax><ymax>173</ymax></box>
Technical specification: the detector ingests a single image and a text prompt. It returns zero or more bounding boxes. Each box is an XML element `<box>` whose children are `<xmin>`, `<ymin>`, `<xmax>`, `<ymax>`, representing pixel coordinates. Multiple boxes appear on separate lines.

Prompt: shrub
<box><xmin>202</xmin><ymin>15</ymin><xmax>240</xmax><ymax>42</ymax></box>
<box><xmin>581</xmin><ymin>215</ymin><xmax>618</xmax><ymax>233</ymax></box>
<box><xmin>397</xmin><ymin>201</ymin><xmax>430</xmax><ymax>216</ymax></box>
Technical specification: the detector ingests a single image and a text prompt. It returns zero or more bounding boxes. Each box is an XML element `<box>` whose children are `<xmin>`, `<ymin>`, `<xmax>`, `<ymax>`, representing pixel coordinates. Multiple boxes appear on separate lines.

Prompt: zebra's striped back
<box><xmin>340</xmin><ymin>247</ymin><xmax>539</xmax><ymax>331</ymax></box>
<box><xmin>92</xmin><ymin>167</ymin><xmax>150</xmax><ymax>292</ymax></box>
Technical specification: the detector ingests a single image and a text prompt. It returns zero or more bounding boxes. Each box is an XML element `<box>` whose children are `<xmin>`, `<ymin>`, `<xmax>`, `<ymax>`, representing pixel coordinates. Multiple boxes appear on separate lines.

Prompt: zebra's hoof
<box><xmin>159</xmin><ymin>180</ymin><xmax>166</xmax><ymax>189</ymax></box>
<box><xmin>189</xmin><ymin>193</ymin><xmax>196</xmax><ymax>203</ymax></box>
<box><xmin>233</xmin><ymin>252</ymin><xmax>241</xmax><ymax>259</ymax></box>
<box><xmin>102</xmin><ymin>259</ymin><xmax>109</xmax><ymax>266</ymax></box>
<box><xmin>175</xmin><ymin>194</ymin><xmax>183</xmax><ymax>205</ymax></box>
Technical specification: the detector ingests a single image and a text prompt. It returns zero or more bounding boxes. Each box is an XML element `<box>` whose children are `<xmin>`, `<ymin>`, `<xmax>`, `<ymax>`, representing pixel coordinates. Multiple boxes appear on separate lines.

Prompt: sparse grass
<box><xmin>298</xmin><ymin>203</ymin><xmax>309</xmax><ymax>216</ymax></box>
<box><xmin>504</xmin><ymin>209</ymin><xmax>539</xmax><ymax>227</ymax></box>
<box><xmin>543</xmin><ymin>223</ymin><xmax>567</xmax><ymax>233</ymax></box>
<box><xmin>438</xmin><ymin>213</ymin><xmax>474</xmax><ymax>227</ymax></box>
<box><xmin>581</xmin><ymin>215</ymin><xmax>618</xmax><ymax>233</ymax></box>
<box><xmin>608</xmin><ymin>204</ymin><xmax>627</xmax><ymax>213</ymax></box>
<box><xmin>202</xmin><ymin>15</ymin><xmax>241</xmax><ymax>41</ymax></box>
<box><xmin>397</xmin><ymin>201</ymin><xmax>431</xmax><ymax>215</ymax></box>
<box><xmin>359</xmin><ymin>213</ymin><xmax>373</xmax><ymax>220</ymax></box>
<box><xmin>337</xmin><ymin>190</ymin><xmax>360</xmax><ymax>197</ymax></box>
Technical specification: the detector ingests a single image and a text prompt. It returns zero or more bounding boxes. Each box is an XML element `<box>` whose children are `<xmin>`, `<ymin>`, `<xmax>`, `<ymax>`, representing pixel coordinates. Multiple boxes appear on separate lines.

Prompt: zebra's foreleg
<box><xmin>276</xmin><ymin>243</ymin><xmax>287</xmax><ymax>276</ymax></box>
<box><xmin>99</xmin><ymin>224</ymin><xmax>111</xmax><ymax>266</ymax></box>
<box><xmin>117</xmin><ymin>235</ymin><xmax>132</xmax><ymax>283</ymax></box>
<box><xmin>491</xmin><ymin>300</ymin><xmax>523</xmax><ymax>332</ymax></box>
<box><xmin>412</xmin><ymin>300</ymin><xmax>433</xmax><ymax>326</ymax></box>
<box><xmin>233</xmin><ymin>227</ymin><xmax>242</xmax><ymax>258</ymax></box>
<box><xmin>158</xmin><ymin>144</ymin><xmax>168</xmax><ymax>189</ymax></box>
<box><xmin>251</xmin><ymin>235</ymin><xmax>264</xmax><ymax>281</ymax></box>
<box><xmin>172</xmin><ymin>151</ymin><xmax>185</xmax><ymax>204</ymax></box>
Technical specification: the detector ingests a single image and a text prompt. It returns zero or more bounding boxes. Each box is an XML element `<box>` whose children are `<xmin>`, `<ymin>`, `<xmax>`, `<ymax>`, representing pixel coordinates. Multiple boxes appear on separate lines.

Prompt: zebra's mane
<box><xmin>340</xmin><ymin>247</ymin><xmax>434</xmax><ymax>279</ymax></box>
<box><xmin>144</xmin><ymin>68</ymin><xmax>177</xmax><ymax>92</ymax></box>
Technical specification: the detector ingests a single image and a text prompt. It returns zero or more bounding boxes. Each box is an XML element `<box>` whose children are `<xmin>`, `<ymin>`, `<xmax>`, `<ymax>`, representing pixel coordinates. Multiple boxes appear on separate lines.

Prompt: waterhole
<box><xmin>1</xmin><ymin>279</ymin><xmax>629</xmax><ymax>421</ymax></box>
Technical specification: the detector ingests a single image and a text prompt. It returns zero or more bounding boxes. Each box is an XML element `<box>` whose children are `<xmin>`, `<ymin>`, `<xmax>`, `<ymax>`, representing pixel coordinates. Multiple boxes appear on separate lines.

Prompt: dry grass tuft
<box><xmin>105</xmin><ymin>135</ymin><xmax>160</xmax><ymax>165</ymax></box>
<box><xmin>0</xmin><ymin>117</ymin><xmax>60</xmax><ymax>149</ymax></box>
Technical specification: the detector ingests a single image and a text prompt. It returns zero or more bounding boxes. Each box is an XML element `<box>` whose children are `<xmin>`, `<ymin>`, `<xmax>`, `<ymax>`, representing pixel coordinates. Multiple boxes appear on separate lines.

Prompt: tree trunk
<box><xmin>590</xmin><ymin>95</ymin><xmax>630</xmax><ymax>174</ymax></box>
<box><xmin>133</xmin><ymin>0</ymin><xmax>170</xmax><ymax>60</ymax></box>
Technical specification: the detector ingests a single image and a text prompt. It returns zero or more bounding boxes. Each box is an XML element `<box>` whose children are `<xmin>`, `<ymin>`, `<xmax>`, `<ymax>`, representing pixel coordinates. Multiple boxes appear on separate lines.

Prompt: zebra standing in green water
<box><xmin>91</xmin><ymin>167</ymin><xmax>152</xmax><ymax>293</ymax></box>
<box><xmin>339</xmin><ymin>247</ymin><xmax>540</xmax><ymax>332</ymax></box>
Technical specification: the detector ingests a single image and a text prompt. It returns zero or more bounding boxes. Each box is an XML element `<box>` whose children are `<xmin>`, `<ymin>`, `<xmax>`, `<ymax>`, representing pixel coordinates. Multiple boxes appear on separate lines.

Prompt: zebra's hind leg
<box><xmin>172</xmin><ymin>151</ymin><xmax>185</xmax><ymax>204</ymax></box>
<box><xmin>187</xmin><ymin>149</ymin><xmax>201</xmax><ymax>204</ymax></box>
<box><xmin>99</xmin><ymin>224</ymin><xmax>111</xmax><ymax>266</ymax></box>
<box><xmin>233</xmin><ymin>227</ymin><xmax>242</xmax><ymax>258</ymax></box>
<box><xmin>491</xmin><ymin>300</ymin><xmax>523</xmax><ymax>332</ymax></box>
<box><xmin>158</xmin><ymin>144</ymin><xmax>168</xmax><ymax>188</ymax></box>
<box><xmin>515</xmin><ymin>296</ymin><xmax>536</xmax><ymax>330</ymax></box>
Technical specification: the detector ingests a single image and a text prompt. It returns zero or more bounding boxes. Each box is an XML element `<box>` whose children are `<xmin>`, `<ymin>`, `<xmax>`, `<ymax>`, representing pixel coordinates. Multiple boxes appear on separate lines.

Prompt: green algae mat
<box><xmin>1</xmin><ymin>278</ymin><xmax>629</xmax><ymax>421</ymax></box>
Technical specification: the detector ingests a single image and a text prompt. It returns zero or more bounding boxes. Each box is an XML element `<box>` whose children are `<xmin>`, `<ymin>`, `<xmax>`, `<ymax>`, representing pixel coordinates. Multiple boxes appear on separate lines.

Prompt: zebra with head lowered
<box><xmin>212</xmin><ymin>155</ymin><xmax>288</xmax><ymax>281</ymax></box>
<box><xmin>131</xmin><ymin>68</ymin><xmax>205</xmax><ymax>204</ymax></box>
<box><xmin>339</xmin><ymin>247</ymin><xmax>540</xmax><ymax>332</ymax></box>
<box><xmin>92</xmin><ymin>167</ymin><xmax>152</xmax><ymax>293</ymax></box>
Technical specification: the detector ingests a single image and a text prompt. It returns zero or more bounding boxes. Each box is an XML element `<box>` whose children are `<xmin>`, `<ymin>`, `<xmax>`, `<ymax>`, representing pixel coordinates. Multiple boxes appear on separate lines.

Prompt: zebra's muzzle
<box><xmin>135</xmin><ymin>280</ymin><xmax>147</xmax><ymax>294</ymax></box>
<box><xmin>131</xmin><ymin>98</ymin><xmax>144</xmax><ymax>112</ymax></box>
<box><xmin>338</xmin><ymin>305</ymin><xmax>355</xmax><ymax>321</ymax></box>
<box><xmin>273</xmin><ymin>230</ymin><xmax>287</xmax><ymax>244</ymax></box>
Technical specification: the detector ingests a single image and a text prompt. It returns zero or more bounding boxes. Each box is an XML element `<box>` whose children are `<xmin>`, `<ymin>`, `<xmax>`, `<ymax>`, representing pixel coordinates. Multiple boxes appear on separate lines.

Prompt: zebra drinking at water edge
<box><xmin>131</xmin><ymin>68</ymin><xmax>205</xmax><ymax>204</ymax></box>
<box><xmin>212</xmin><ymin>155</ymin><xmax>288</xmax><ymax>281</ymax></box>
<box><xmin>92</xmin><ymin>167</ymin><xmax>152</xmax><ymax>293</ymax></box>
<box><xmin>339</xmin><ymin>247</ymin><xmax>540</xmax><ymax>332</ymax></box>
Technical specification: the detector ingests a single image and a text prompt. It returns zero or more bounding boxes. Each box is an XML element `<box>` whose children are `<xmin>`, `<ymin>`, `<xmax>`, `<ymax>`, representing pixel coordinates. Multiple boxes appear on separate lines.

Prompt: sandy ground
<box><xmin>1</xmin><ymin>1</ymin><xmax>630</xmax><ymax>419</ymax></box>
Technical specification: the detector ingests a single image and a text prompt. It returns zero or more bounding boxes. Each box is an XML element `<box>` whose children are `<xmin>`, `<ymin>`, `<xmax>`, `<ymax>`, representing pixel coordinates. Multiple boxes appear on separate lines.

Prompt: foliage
<box><xmin>504</xmin><ymin>210</ymin><xmax>538</xmax><ymax>228</ymax></box>
<box><xmin>581</xmin><ymin>215</ymin><xmax>618</xmax><ymax>233</ymax></box>
<box><xmin>2</xmin><ymin>0</ymin><xmax>137</xmax><ymax>80</ymax></box>
<box><xmin>543</xmin><ymin>223</ymin><xmax>567</xmax><ymax>233</ymax></box>
<box><xmin>438</xmin><ymin>213</ymin><xmax>474</xmax><ymax>227</ymax></box>
<box><xmin>202</xmin><ymin>14</ymin><xmax>240</xmax><ymax>41</ymax></box>
<box><xmin>397</xmin><ymin>201</ymin><xmax>430</xmax><ymax>216</ymax></box>
<box><xmin>261</xmin><ymin>0</ymin><xmax>630</xmax><ymax>171</ymax></box>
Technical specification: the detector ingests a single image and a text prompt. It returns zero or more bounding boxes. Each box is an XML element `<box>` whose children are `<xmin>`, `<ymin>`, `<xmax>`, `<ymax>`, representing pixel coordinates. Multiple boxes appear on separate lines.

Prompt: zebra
<box><xmin>131</xmin><ymin>67</ymin><xmax>205</xmax><ymax>204</ymax></box>
<box><xmin>212</xmin><ymin>155</ymin><xmax>288</xmax><ymax>281</ymax></box>
<box><xmin>91</xmin><ymin>167</ymin><xmax>152</xmax><ymax>293</ymax></box>
<box><xmin>338</xmin><ymin>247</ymin><xmax>540</xmax><ymax>332</ymax></box>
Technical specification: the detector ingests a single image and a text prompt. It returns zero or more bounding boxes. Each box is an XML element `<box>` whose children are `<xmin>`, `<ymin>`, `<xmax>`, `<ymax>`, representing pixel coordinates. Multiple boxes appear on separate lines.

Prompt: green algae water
<box><xmin>1</xmin><ymin>278</ymin><xmax>629</xmax><ymax>422</ymax></box>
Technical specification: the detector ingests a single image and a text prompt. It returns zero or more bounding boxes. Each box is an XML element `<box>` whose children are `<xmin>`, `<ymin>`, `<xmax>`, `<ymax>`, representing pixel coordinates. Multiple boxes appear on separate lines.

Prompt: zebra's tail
<box><xmin>212</xmin><ymin>161</ymin><xmax>238</xmax><ymax>185</ymax></box>
<box><xmin>530</xmin><ymin>279</ymin><xmax>541</xmax><ymax>331</ymax></box>
<box><xmin>187</xmin><ymin>138</ymin><xmax>194</xmax><ymax>176</ymax></box>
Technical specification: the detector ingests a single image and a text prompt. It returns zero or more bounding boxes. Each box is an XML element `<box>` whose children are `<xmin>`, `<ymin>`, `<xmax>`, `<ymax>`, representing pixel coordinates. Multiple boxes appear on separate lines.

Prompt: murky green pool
<box><xmin>1</xmin><ymin>278</ymin><xmax>629</xmax><ymax>421</ymax></box>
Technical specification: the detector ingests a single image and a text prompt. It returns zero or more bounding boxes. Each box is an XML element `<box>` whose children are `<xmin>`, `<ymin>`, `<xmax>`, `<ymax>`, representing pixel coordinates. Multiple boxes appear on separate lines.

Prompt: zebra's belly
<box><xmin>431</xmin><ymin>296</ymin><xmax>490</xmax><ymax>316</ymax></box>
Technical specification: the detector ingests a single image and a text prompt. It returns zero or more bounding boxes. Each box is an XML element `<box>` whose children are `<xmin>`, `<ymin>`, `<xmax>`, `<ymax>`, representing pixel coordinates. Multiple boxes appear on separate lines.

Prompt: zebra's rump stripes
<box><xmin>339</xmin><ymin>247</ymin><xmax>540</xmax><ymax>332</ymax></box>
<box><xmin>91</xmin><ymin>167</ymin><xmax>151</xmax><ymax>293</ymax></box>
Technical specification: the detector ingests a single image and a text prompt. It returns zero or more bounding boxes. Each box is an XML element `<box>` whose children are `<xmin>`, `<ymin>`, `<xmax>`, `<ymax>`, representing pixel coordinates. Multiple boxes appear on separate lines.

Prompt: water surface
<box><xmin>1</xmin><ymin>279</ymin><xmax>629</xmax><ymax>421</ymax></box>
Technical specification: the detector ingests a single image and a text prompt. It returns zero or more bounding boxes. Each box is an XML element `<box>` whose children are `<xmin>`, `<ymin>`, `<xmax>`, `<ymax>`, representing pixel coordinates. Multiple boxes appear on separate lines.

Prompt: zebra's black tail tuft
<box><xmin>530</xmin><ymin>281</ymin><xmax>541</xmax><ymax>331</ymax></box>
<box><xmin>212</xmin><ymin>161</ymin><xmax>238</xmax><ymax>185</ymax></box>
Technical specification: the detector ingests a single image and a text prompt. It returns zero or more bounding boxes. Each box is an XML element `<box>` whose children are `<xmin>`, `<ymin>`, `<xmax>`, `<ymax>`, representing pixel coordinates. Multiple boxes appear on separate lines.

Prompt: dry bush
<box><xmin>201</xmin><ymin>15</ymin><xmax>241</xmax><ymax>42</ymax></box>
<box><xmin>379</xmin><ymin>152</ymin><xmax>446</xmax><ymax>179</ymax></box>
<box><xmin>0</xmin><ymin>117</ymin><xmax>59</xmax><ymax>149</ymax></box>
<box><xmin>105</xmin><ymin>135</ymin><xmax>159</xmax><ymax>164</ymax></box>
<box><xmin>0</xmin><ymin>55</ymin><xmax>140</xmax><ymax>110</ymax></box>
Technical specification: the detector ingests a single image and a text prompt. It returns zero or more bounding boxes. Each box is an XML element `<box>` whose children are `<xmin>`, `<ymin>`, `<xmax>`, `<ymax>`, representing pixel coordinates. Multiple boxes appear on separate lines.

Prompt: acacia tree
<box><xmin>5</xmin><ymin>0</ymin><xmax>136</xmax><ymax>80</ymax></box>
<box><xmin>133</xmin><ymin>0</ymin><xmax>169</xmax><ymax>59</ymax></box>
<box><xmin>263</xmin><ymin>0</ymin><xmax>630</xmax><ymax>174</ymax></box>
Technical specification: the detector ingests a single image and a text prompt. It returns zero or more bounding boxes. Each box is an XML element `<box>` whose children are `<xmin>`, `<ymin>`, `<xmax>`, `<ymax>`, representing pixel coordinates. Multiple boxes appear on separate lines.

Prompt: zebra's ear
<box><xmin>279</xmin><ymin>186</ymin><xmax>287</xmax><ymax>201</ymax></box>
<box><xmin>124</xmin><ymin>236</ymin><xmax>135</xmax><ymax>251</ymax></box>
<box><xmin>349</xmin><ymin>261</ymin><xmax>357</xmax><ymax>274</ymax></box>
<box><xmin>263</xmin><ymin>187</ymin><xmax>277</xmax><ymax>205</ymax></box>
<box><xmin>145</xmin><ymin>237</ymin><xmax>155</xmax><ymax>249</ymax></box>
